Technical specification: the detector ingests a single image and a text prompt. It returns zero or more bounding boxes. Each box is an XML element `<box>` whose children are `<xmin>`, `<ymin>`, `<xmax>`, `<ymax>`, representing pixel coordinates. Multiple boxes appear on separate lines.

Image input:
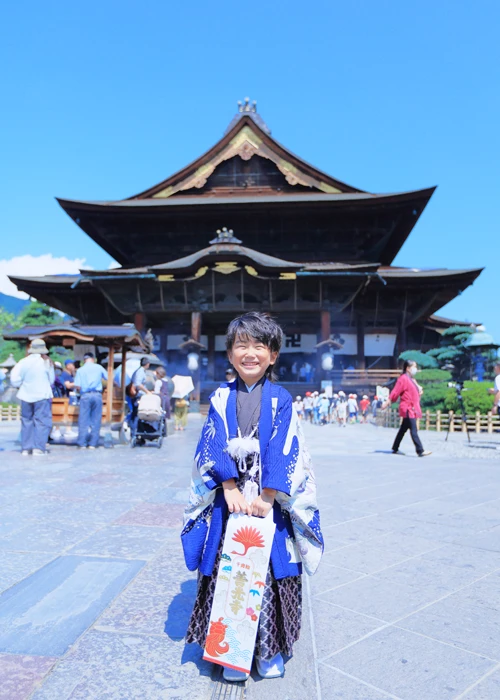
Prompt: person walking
<box><xmin>174</xmin><ymin>396</ymin><xmax>190</xmax><ymax>431</ymax></box>
<box><xmin>10</xmin><ymin>338</ymin><xmax>54</xmax><ymax>455</ymax></box>
<box><xmin>303</xmin><ymin>391</ymin><xmax>313</xmax><ymax>422</ymax></box>
<box><xmin>382</xmin><ymin>360</ymin><xmax>431</xmax><ymax>457</ymax></box>
<box><xmin>347</xmin><ymin>394</ymin><xmax>358</xmax><ymax>423</ymax></box>
<box><xmin>489</xmin><ymin>362</ymin><xmax>500</xmax><ymax>416</ymax></box>
<box><xmin>359</xmin><ymin>395</ymin><xmax>370</xmax><ymax>423</ymax></box>
<box><xmin>336</xmin><ymin>391</ymin><xmax>347</xmax><ymax>427</ymax></box>
<box><xmin>74</xmin><ymin>352</ymin><xmax>107</xmax><ymax>449</ymax></box>
<box><xmin>293</xmin><ymin>395</ymin><xmax>304</xmax><ymax>420</ymax></box>
<box><xmin>154</xmin><ymin>366</ymin><xmax>172</xmax><ymax>418</ymax></box>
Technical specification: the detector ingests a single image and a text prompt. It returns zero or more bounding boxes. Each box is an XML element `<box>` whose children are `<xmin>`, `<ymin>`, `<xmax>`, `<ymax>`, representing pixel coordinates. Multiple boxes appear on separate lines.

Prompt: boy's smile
<box><xmin>227</xmin><ymin>336</ymin><xmax>278</xmax><ymax>385</ymax></box>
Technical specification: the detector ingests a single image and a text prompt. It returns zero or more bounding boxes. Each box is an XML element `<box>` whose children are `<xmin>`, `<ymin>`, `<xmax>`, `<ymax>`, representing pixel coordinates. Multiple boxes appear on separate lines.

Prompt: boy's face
<box><xmin>227</xmin><ymin>335</ymin><xmax>278</xmax><ymax>385</ymax></box>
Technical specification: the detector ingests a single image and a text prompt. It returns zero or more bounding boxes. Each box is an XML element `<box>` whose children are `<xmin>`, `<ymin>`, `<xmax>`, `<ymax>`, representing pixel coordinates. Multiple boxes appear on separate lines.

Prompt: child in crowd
<box><xmin>182</xmin><ymin>312</ymin><xmax>323</xmax><ymax>682</ymax></box>
<box><xmin>293</xmin><ymin>394</ymin><xmax>304</xmax><ymax>420</ymax></box>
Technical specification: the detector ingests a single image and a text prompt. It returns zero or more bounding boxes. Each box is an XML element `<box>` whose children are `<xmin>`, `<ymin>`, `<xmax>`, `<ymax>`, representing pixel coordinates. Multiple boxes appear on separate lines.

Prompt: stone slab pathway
<box><xmin>0</xmin><ymin>418</ymin><xmax>499</xmax><ymax>699</ymax></box>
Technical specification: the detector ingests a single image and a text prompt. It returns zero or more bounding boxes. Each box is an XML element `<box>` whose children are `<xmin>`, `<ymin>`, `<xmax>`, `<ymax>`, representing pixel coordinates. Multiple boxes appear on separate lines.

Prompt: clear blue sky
<box><xmin>1</xmin><ymin>1</ymin><xmax>498</xmax><ymax>340</ymax></box>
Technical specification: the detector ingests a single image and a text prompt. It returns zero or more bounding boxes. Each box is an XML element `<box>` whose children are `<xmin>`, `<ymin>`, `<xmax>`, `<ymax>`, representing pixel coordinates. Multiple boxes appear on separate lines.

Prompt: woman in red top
<box><xmin>383</xmin><ymin>360</ymin><xmax>431</xmax><ymax>457</ymax></box>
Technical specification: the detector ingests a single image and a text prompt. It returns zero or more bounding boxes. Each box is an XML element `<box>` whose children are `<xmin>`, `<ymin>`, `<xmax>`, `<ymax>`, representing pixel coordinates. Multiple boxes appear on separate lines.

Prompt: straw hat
<box><xmin>28</xmin><ymin>338</ymin><xmax>49</xmax><ymax>354</ymax></box>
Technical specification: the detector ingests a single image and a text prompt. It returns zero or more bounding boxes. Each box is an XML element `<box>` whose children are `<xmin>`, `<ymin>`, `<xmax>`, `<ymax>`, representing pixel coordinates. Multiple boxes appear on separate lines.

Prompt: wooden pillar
<box><xmin>191</xmin><ymin>311</ymin><xmax>202</xmax><ymax>343</ymax></box>
<box><xmin>191</xmin><ymin>311</ymin><xmax>202</xmax><ymax>403</ymax></box>
<box><xmin>321</xmin><ymin>310</ymin><xmax>331</xmax><ymax>341</ymax></box>
<box><xmin>207</xmin><ymin>334</ymin><xmax>215</xmax><ymax>381</ymax></box>
<box><xmin>356</xmin><ymin>314</ymin><xmax>366</xmax><ymax>369</ymax></box>
<box><xmin>134</xmin><ymin>312</ymin><xmax>145</xmax><ymax>333</ymax></box>
<box><xmin>106</xmin><ymin>345</ymin><xmax>114</xmax><ymax>426</ymax></box>
<box><xmin>120</xmin><ymin>343</ymin><xmax>127</xmax><ymax>395</ymax></box>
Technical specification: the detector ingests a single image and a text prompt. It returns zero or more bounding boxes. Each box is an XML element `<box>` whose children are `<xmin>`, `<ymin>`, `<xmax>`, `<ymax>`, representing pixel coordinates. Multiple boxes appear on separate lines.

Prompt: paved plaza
<box><xmin>0</xmin><ymin>417</ymin><xmax>499</xmax><ymax>700</ymax></box>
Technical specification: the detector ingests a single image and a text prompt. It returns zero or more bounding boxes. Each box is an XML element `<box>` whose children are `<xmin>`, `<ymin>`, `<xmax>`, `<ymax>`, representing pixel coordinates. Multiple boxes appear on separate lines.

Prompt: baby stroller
<box><xmin>130</xmin><ymin>393</ymin><xmax>167</xmax><ymax>448</ymax></box>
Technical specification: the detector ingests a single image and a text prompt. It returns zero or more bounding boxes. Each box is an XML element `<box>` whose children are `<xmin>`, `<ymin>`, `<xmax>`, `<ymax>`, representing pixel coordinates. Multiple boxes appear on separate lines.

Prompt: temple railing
<box><xmin>380</xmin><ymin>408</ymin><xmax>500</xmax><ymax>434</ymax></box>
<box><xmin>328</xmin><ymin>370</ymin><xmax>400</xmax><ymax>386</ymax></box>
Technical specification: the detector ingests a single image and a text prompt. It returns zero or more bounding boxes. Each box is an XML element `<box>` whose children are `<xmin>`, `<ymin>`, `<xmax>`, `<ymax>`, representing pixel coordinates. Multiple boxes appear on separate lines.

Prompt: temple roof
<box><xmin>126</xmin><ymin>103</ymin><xmax>364</xmax><ymax>199</ymax></box>
<box><xmin>4</xmin><ymin>323</ymin><xmax>145</xmax><ymax>347</ymax></box>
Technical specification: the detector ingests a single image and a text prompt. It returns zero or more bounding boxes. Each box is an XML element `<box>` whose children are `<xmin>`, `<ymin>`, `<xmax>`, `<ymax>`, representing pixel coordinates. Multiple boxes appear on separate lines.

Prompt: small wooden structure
<box><xmin>4</xmin><ymin>324</ymin><xmax>145</xmax><ymax>437</ymax></box>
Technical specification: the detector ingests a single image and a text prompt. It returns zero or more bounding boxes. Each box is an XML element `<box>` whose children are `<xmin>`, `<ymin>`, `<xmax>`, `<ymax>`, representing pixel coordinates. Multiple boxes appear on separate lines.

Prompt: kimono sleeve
<box><xmin>195</xmin><ymin>402</ymin><xmax>238</xmax><ymax>490</ymax></box>
<box><xmin>261</xmin><ymin>393</ymin><xmax>300</xmax><ymax>497</ymax></box>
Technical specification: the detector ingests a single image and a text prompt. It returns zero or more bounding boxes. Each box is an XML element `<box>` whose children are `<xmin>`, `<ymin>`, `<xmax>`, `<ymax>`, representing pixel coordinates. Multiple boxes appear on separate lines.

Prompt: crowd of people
<box><xmin>7</xmin><ymin>340</ymin><xmax>188</xmax><ymax>454</ymax></box>
<box><xmin>292</xmin><ymin>390</ymin><xmax>382</xmax><ymax>426</ymax></box>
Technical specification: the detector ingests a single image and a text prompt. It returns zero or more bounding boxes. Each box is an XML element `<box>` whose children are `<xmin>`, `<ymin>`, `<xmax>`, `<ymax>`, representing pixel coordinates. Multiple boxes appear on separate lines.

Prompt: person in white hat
<box><xmin>10</xmin><ymin>338</ymin><xmax>54</xmax><ymax>455</ymax></box>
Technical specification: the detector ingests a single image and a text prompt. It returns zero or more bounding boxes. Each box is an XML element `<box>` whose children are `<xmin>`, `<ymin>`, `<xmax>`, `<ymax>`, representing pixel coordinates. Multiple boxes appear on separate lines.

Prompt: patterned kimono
<box><xmin>182</xmin><ymin>377</ymin><xmax>323</xmax><ymax>660</ymax></box>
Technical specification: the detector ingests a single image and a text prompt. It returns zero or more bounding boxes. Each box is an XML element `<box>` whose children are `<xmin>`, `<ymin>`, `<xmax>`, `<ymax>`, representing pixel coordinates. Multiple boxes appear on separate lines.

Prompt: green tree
<box><xmin>17</xmin><ymin>301</ymin><xmax>59</xmax><ymax>326</ymax></box>
<box><xmin>0</xmin><ymin>307</ymin><xmax>22</xmax><ymax>363</ymax></box>
<box><xmin>417</xmin><ymin>369</ymin><xmax>452</xmax><ymax>412</ymax></box>
<box><xmin>399</xmin><ymin>350</ymin><xmax>438</xmax><ymax>369</ymax></box>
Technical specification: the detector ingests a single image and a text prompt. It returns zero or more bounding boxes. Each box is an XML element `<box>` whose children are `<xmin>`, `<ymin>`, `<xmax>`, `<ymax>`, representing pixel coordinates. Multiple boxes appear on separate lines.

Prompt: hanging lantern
<box><xmin>321</xmin><ymin>353</ymin><xmax>333</xmax><ymax>371</ymax></box>
<box><xmin>187</xmin><ymin>352</ymin><xmax>199</xmax><ymax>371</ymax></box>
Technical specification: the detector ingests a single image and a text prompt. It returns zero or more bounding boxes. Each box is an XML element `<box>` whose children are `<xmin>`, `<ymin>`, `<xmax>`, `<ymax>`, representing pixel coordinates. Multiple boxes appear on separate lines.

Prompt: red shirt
<box><xmin>360</xmin><ymin>399</ymin><xmax>370</xmax><ymax>412</ymax></box>
<box><xmin>389</xmin><ymin>373</ymin><xmax>422</xmax><ymax>419</ymax></box>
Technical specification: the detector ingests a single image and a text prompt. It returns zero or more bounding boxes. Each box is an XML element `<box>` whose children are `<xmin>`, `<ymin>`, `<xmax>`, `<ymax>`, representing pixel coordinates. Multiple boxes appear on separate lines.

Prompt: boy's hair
<box><xmin>225</xmin><ymin>312</ymin><xmax>283</xmax><ymax>381</ymax></box>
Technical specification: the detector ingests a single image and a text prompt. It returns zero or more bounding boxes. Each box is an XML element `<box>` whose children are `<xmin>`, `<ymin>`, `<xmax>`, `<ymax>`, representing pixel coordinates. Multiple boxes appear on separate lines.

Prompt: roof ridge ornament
<box><xmin>238</xmin><ymin>97</ymin><xmax>257</xmax><ymax>113</ymax></box>
<box><xmin>225</xmin><ymin>98</ymin><xmax>271</xmax><ymax>135</ymax></box>
<box><xmin>210</xmin><ymin>227</ymin><xmax>242</xmax><ymax>245</ymax></box>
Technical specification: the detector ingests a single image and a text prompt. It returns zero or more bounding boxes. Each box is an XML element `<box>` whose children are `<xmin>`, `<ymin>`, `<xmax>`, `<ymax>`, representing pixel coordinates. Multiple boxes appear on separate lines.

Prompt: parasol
<box><xmin>171</xmin><ymin>374</ymin><xmax>195</xmax><ymax>398</ymax></box>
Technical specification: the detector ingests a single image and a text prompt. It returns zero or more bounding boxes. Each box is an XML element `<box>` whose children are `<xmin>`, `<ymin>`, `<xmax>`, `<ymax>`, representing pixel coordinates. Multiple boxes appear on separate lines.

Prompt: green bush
<box><xmin>417</xmin><ymin>369</ymin><xmax>452</xmax><ymax>412</ymax></box>
<box><xmin>444</xmin><ymin>381</ymin><xmax>494</xmax><ymax>414</ymax></box>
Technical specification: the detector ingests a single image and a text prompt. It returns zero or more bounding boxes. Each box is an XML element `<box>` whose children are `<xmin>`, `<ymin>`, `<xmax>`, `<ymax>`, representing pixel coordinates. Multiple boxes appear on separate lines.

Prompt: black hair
<box><xmin>140</xmin><ymin>357</ymin><xmax>150</xmax><ymax>367</ymax></box>
<box><xmin>225</xmin><ymin>312</ymin><xmax>283</xmax><ymax>382</ymax></box>
<box><xmin>402</xmin><ymin>359</ymin><xmax>417</xmax><ymax>375</ymax></box>
<box><xmin>83</xmin><ymin>352</ymin><xmax>94</xmax><ymax>360</ymax></box>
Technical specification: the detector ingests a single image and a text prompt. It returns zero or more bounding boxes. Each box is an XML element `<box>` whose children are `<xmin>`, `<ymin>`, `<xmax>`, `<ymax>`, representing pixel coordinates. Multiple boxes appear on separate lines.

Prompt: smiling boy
<box><xmin>182</xmin><ymin>312</ymin><xmax>324</xmax><ymax>681</ymax></box>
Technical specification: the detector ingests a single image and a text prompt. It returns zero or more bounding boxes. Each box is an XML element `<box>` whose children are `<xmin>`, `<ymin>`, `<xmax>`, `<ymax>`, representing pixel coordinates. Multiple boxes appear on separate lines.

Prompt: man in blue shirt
<box><xmin>59</xmin><ymin>359</ymin><xmax>76</xmax><ymax>396</ymax></box>
<box><xmin>74</xmin><ymin>352</ymin><xmax>107</xmax><ymax>449</ymax></box>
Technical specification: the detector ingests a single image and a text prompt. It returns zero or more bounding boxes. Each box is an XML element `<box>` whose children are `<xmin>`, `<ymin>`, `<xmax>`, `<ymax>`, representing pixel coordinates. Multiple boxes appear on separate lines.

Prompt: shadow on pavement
<box><xmin>164</xmin><ymin>578</ymin><xmax>197</xmax><ymax>642</ymax></box>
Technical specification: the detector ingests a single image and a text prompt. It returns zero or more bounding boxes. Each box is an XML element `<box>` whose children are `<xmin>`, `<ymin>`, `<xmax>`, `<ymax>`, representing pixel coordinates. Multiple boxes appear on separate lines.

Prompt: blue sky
<box><xmin>1</xmin><ymin>1</ymin><xmax>498</xmax><ymax>340</ymax></box>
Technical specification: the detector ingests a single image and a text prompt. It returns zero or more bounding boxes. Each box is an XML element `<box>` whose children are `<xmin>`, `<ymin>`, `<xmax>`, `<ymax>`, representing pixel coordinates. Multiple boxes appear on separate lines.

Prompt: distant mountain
<box><xmin>0</xmin><ymin>293</ymin><xmax>29</xmax><ymax>315</ymax></box>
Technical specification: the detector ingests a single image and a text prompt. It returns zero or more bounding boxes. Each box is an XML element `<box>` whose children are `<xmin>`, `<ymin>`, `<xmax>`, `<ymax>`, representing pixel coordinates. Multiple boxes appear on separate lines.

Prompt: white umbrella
<box><xmin>171</xmin><ymin>375</ymin><xmax>195</xmax><ymax>398</ymax></box>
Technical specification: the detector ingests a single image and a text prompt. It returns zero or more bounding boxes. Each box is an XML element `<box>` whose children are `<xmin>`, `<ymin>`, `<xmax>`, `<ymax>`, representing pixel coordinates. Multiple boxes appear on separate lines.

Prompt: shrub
<box><xmin>444</xmin><ymin>381</ymin><xmax>494</xmax><ymax>414</ymax></box>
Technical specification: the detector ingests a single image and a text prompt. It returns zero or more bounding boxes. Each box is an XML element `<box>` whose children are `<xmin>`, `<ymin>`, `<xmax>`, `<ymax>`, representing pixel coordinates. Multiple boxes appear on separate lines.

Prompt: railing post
<box><xmin>487</xmin><ymin>411</ymin><xmax>493</xmax><ymax>434</ymax></box>
<box><xmin>475</xmin><ymin>411</ymin><xmax>481</xmax><ymax>433</ymax></box>
<box><xmin>449</xmin><ymin>411</ymin><xmax>454</xmax><ymax>433</ymax></box>
<box><xmin>425</xmin><ymin>410</ymin><xmax>430</xmax><ymax>431</ymax></box>
<box><xmin>436</xmin><ymin>410</ymin><xmax>441</xmax><ymax>432</ymax></box>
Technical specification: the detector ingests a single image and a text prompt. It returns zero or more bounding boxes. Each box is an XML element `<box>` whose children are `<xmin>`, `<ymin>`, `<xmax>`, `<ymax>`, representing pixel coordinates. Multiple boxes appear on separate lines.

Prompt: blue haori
<box><xmin>181</xmin><ymin>378</ymin><xmax>324</xmax><ymax>580</ymax></box>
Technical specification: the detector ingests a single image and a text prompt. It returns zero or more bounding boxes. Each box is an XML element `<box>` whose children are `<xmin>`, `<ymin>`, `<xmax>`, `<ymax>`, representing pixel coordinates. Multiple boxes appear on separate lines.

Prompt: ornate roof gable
<box><xmin>130</xmin><ymin>102</ymin><xmax>364</xmax><ymax>200</ymax></box>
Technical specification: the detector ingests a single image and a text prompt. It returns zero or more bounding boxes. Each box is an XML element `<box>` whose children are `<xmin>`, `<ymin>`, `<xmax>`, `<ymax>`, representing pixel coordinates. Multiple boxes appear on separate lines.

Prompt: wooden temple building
<box><xmin>9</xmin><ymin>99</ymin><xmax>482</xmax><ymax>398</ymax></box>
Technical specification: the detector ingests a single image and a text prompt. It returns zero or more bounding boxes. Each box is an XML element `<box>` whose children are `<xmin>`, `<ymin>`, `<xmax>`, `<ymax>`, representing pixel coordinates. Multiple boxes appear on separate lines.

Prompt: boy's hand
<box><xmin>223</xmin><ymin>479</ymin><xmax>252</xmax><ymax>515</ymax></box>
<box><xmin>251</xmin><ymin>488</ymin><xmax>276</xmax><ymax>518</ymax></box>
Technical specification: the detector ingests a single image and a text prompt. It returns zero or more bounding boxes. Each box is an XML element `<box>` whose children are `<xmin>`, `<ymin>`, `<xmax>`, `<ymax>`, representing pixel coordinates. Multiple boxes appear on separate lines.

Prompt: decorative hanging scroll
<box><xmin>203</xmin><ymin>513</ymin><xmax>276</xmax><ymax>673</ymax></box>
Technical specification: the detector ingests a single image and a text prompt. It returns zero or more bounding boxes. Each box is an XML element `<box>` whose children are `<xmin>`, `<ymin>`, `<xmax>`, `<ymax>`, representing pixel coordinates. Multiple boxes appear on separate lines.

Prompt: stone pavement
<box><xmin>0</xmin><ymin>418</ymin><xmax>500</xmax><ymax>699</ymax></box>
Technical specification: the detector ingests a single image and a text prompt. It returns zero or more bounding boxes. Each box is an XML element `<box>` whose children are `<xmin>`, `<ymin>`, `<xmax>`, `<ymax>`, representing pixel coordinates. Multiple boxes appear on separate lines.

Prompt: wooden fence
<box><xmin>0</xmin><ymin>404</ymin><xmax>21</xmax><ymax>421</ymax></box>
<box><xmin>381</xmin><ymin>408</ymin><xmax>500</xmax><ymax>434</ymax></box>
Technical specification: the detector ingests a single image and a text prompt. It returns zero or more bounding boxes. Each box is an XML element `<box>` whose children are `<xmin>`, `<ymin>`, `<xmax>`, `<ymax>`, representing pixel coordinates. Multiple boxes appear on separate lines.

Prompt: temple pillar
<box><xmin>321</xmin><ymin>310</ymin><xmax>331</xmax><ymax>341</ymax></box>
<box><xmin>191</xmin><ymin>311</ymin><xmax>202</xmax><ymax>404</ymax></box>
<box><xmin>134</xmin><ymin>312</ymin><xmax>145</xmax><ymax>334</ymax></box>
<box><xmin>356</xmin><ymin>314</ymin><xmax>366</xmax><ymax>369</ymax></box>
<box><xmin>191</xmin><ymin>311</ymin><xmax>202</xmax><ymax>343</ymax></box>
<box><xmin>207</xmin><ymin>334</ymin><xmax>215</xmax><ymax>381</ymax></box>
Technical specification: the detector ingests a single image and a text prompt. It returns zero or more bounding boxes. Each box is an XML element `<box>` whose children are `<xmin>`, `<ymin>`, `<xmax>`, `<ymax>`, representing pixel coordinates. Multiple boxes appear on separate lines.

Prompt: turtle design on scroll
<box><xmin>205</xmin><ymin>617</ymin><xmax>230</xmax><ymax>657</ymax></box>
<box><xmin>231</xmin><ymin>526</ymin><xmax>265</xmax><ymax>557</ymax></box>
